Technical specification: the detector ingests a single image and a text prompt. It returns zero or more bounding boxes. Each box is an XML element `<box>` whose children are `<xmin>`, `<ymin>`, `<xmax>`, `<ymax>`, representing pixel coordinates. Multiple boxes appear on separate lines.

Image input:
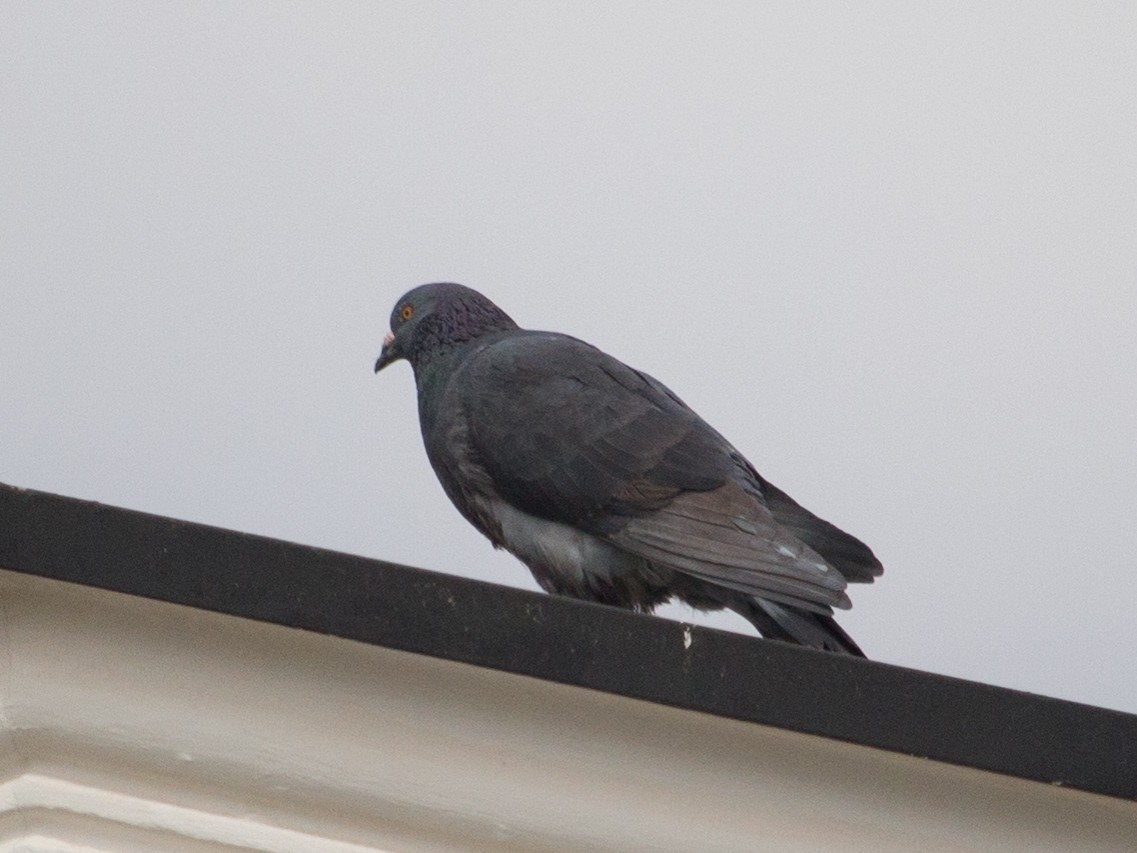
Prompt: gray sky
<box><xmin>3</xmin><ymin>3</ymin><xmax>1135</xmax><ymax>714</ymax></box>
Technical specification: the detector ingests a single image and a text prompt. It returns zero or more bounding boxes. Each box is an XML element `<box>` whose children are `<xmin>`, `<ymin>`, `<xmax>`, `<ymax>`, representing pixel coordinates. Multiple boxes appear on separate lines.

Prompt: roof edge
<box><xmin>1</xmin><ymin>482</ymin><xmax>1135</xmax><ymax>801</ymax></box>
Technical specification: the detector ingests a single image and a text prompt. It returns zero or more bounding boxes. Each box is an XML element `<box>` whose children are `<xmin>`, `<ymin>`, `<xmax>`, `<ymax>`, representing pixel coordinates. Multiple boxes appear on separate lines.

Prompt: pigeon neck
<box><xmin>407</xmin><ymin>305</ymin><xmax>518</xmax><ymax>371</ymax></box>
<box><xmin>412</xmin><ymin>322</ymin><xmax>507</xmax><ymax>377</ymax></box>
<box><xmin>411</xmin><ymin>325</ymin><xmax>516</xmax><ymax>433</ymax></box>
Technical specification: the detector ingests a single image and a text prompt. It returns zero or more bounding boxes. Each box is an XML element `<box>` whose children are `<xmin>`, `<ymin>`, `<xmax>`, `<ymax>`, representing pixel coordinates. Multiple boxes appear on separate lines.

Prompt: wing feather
<box><xmin>611</xmin><ymin>483</ymin><xmax>851</xmax><ymax>613</ymax></box>
<box><xmin>458</xmin><ymin>332</ymin><xmax>856</xmax><ymax>612</ymax></box>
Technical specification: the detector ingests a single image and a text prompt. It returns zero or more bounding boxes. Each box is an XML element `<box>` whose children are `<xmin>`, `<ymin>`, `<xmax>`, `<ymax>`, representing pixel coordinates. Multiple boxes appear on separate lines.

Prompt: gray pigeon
<box><xmin>375</xmin><ymin>283</ymin><xmax>882</xmax><ymax>655</ymax></box>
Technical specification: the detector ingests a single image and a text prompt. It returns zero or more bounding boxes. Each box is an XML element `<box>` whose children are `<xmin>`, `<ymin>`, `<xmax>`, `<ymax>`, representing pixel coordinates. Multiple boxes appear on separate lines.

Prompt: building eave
<box><xmin>0</xmin><ymin>483</ymin><xmax>1135</xmax><ymax>850</ymax></box>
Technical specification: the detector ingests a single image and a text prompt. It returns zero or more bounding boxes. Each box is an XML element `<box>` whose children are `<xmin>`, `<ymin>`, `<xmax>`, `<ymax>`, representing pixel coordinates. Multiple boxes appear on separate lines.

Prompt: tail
<box><xmin>731</xmin><ymin>598</ymin><xmax>866</xmax><ymax>657</ymax></box>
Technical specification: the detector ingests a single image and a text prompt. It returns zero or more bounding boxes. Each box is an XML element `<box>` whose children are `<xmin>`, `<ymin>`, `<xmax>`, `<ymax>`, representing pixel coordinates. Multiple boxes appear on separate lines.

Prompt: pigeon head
<box><xmin>374</xmin><ymin>283</ymin><xmax>519</xmax><ymax>374</ymax></box>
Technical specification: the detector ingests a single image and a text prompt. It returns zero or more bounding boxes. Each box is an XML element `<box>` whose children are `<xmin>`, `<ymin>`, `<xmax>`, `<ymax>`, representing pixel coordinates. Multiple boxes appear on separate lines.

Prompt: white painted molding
<box><xmin>0</xmin><ymin>569</ymin><xmax>1134</xmax><ymax>852</ymax></box>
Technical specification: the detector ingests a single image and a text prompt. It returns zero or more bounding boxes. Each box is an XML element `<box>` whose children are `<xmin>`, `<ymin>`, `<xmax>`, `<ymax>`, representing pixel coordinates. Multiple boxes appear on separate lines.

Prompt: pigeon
<box><xmin>375</xmin><ymin>283</ymin><xmax>882</xmax><ymax>655</ymax></box>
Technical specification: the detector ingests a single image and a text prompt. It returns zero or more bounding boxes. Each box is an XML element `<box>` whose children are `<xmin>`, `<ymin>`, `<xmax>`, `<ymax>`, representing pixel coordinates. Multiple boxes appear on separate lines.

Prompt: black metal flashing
<box><xmin>1</xmin><ymin>482</ymin><xmax>1134</xmax><ymax>801</ymax></box>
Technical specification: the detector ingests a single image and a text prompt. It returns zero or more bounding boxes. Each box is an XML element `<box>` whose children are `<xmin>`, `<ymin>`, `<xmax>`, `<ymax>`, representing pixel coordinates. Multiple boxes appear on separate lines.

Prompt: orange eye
<box><xmin>400</xmin><ymin>304</ymin><xmax>414</xmax><ymax>321</ymax></box>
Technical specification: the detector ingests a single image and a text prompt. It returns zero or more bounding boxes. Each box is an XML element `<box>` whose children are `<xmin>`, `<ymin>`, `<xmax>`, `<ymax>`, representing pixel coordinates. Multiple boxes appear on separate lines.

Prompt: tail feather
<box><xmin>732</xmin><ymin>598</ymin><xmax>866</xmax><ymax>657</ymax></box>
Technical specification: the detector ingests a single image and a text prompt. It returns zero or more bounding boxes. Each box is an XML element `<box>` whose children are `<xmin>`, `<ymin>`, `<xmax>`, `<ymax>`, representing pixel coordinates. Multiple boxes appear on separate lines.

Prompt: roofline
<box><xmin>2</xmin><ymin>483</ymin><xmax>1135</xmax><ymax>801</ymax></box>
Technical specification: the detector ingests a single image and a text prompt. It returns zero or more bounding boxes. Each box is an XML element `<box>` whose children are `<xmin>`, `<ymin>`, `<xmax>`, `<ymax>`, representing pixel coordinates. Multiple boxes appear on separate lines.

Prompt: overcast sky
<box><xmin>3</xmin><ymin>3</ymin><xmax>1135</xmax><ymax>714</ymax></box>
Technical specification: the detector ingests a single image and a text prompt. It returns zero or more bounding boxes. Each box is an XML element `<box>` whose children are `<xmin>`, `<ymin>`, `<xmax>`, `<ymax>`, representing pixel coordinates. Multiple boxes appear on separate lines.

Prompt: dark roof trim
<box><xmin>2</xmin><ymin>483</ymin><xmax>1134</xmax><ymax>801</ymax></box>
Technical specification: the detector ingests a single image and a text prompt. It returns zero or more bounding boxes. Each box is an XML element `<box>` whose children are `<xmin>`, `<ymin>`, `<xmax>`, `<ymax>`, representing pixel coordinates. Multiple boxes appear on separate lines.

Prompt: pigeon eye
<box><xmin>400</xmin><ymin>304</ymin><xmax>414</xmax><ymax>321</ymax></box>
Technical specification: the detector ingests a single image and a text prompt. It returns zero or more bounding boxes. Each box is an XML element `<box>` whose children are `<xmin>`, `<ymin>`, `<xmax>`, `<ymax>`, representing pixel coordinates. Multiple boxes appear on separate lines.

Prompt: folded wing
<box><xmin>460</xmin><ymin>333</ymin><xmax>853</xmax><ymax>613</ymax></box>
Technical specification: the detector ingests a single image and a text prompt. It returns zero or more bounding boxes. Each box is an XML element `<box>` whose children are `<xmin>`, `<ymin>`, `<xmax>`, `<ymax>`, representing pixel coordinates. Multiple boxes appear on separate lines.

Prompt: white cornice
<box><xmin>1</xmin><ymin>569</ymin><xmax>1134</xmax><ymax>852</ymax></box>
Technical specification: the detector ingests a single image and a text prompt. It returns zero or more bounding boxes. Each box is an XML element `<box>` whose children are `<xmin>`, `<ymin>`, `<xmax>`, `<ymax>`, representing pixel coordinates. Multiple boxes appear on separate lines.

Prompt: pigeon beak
<box><xmin>374</xmin><ymin>330</ymin><xmax>398</xmax><ymax>373</ymax></box>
